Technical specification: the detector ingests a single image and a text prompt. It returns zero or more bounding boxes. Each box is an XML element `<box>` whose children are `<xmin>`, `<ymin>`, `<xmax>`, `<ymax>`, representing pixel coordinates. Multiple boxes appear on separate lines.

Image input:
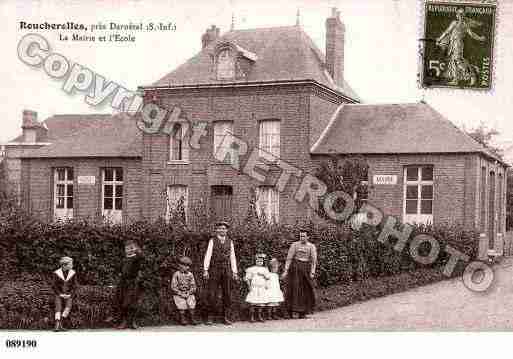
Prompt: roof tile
<box><xmin>149</xmin><ymin>26</ymin><xmax>360</xmax><ymax>101</ymax></box>
<box><xmin>311</xmin><ymin>102</ymin><xmax>501</xmax><ymax>161</ymax></box>
<box><xmin>19</xmin><ymin>113</ymin><xmax>142</xmax><ymax>158</ymax></box>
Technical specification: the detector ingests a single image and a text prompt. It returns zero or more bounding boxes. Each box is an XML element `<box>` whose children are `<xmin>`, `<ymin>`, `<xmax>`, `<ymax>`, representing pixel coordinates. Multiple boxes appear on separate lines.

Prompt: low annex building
<box><xmin>2</xmin><ymin>9</ymin><xmax>507</xmax><ymax>249</ymax></box>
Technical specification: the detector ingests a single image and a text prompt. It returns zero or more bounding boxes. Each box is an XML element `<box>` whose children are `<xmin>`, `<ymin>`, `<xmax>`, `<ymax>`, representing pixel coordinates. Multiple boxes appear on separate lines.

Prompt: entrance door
<box><xmin>54</xmin><ymin>167</ymin><xmax>74</xmax><ymax>221</ymax></box>
<box><xmin>102</xmin><ymin>168</ymin><xmax>123</xmax><ymax>224</ymax></box>
<box><xmin>211</xmin><ymin>185</ymin><xmax>233</xmax><ymax>223</ymax></box>
<box><xmin>488</xmin><ymin>171</ymin><xmax>496</xmax><ymax>248</ymax></box>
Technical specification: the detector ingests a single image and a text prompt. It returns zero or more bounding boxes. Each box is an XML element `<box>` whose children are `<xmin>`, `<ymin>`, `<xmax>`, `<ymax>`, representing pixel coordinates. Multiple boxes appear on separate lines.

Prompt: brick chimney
<box><xmin>21</xmin><ymin>109</ymin><xmax>43</xmax><ymax>143</ymax></box>
<box><xmin>201</xmin><ymin>25</ymin><xmax>220</xmax><ymax>49</ymax></box>
<box><xmin>325</xmin><ymin>7</ymin><xmax>345</xmax><ymax>87</ymax></box>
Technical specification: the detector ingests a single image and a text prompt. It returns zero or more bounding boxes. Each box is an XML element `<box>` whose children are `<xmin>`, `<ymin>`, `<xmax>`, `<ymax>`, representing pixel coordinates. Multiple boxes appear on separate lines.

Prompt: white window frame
<box><xmin>168</xmin><ymin>121</ymin><xmax>189</xmax><ymax>164</ymax></box>
<box><xmin>166</xmin><ymin>185</ymin><xmax>188</xmax><ymax>223</ymax></box>
<box><xmin>216</xmin><ymin>49</ymin><xmax>235</xmax><ymax>80</ymax></box>
<box><xmin>403</xmin><ymin>166</ymin><xmax>434</xmax><ymax>225</ymax></box>
<box><xmin>102</xmin><ymin>168</ymin><xmax>123</xmax><ymax>224</ymax></box>
<box><xmin>256</xmin><ymin>186</ymin><xmax>279</xmax><ymax>223</ymax></box>
<box><xmin>213</xmin><ymin>121</ymin><xmax>234</xmax><ymax>164</ymax></box>
<box><xmin>53</xmin><ymin>167</ymin><xmax>74</xmax><ymax>221</ymax></box>
<box><xmin>258</xmin><ymin>120</ymin><xmax>280</xmax><ymax>160</ymax></box>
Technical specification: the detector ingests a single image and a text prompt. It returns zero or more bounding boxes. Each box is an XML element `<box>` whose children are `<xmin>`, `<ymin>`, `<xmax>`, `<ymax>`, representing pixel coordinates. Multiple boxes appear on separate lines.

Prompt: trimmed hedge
<box><xmin>0</xmin><ymin>211</ymin><xmax>479</xmax><ymax>329</ymax></box>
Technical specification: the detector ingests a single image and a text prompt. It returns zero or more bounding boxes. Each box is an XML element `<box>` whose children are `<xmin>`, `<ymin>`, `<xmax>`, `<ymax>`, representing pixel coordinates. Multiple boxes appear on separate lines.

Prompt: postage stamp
<box><xmin>421</xmin><ymin>1</ymin><xmax>496</xmax><ymax>90</ymax></box>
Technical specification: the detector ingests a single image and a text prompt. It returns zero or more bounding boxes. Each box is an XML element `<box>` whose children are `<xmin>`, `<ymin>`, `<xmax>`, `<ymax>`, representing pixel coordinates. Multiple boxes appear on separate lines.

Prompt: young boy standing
<box><xmin>52</xmin><ymin>256</ymin><xmax>77</xmax><ymax>332</ymax></box>
<box><xmin>171</xmin><ymin>256</ymin><xmax>199</xmax><ymax>325</ymax></box>
<box><xmin>116</xmin><ymin>239</ymin><xmax>144</xmax><ymax>330</ymax></box>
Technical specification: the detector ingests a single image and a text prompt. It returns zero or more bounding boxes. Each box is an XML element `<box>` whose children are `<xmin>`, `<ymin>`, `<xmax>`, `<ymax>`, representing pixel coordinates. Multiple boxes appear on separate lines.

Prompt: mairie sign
<box><xmin>77</xmin><ymin>175</ymin><xmax>96</xmax><ymax>185</ymax></box>
<box><xmin>373</xmin><ymin>175</ymin><xmax>397</xmax><ymax>185</ymax></box>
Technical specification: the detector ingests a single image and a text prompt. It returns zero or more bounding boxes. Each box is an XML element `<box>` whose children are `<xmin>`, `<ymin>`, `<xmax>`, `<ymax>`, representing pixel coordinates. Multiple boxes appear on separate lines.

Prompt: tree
<box><xmin>465</xmin><ymin>122</ymin><xmax>503</xmax><ymax>159</ymax></box>
<box><xmin>314</xmin><ymin>155</ymin><xmax>369</xmax><ymax>223</ymax></box>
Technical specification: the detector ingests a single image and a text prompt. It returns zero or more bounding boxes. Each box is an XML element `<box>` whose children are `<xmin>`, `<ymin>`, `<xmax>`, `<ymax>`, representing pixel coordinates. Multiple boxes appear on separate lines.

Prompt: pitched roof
<box><xmin>149</xmin><ymin>26</ymin><xmax>360</xmax><ymax>101</ymax></box>
<box><xmin>311</xmin><ymin>102</ymin><xmax>503</xmax><ymax>161</ymax></box>
<box><xmin>20</xmin><ymin>113</ymin><xmax>142</xmax><ymax>158</ymax></box>
<box><xmin>9</xmin><ymin>114</ymin><xmax>112</xmax><ymax>143</ymax></box>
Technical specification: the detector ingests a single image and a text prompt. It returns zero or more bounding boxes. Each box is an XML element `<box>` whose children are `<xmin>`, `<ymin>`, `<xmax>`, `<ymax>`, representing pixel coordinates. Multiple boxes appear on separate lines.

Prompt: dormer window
<box><xmin>216</xmin><ymin>49</ymin><xmax>235</xmax><ymax>80</ymax></box>
<box><xmin>213</xmin><ymin>42</ymin><xmax>257</xmax><ymax>80</ymax></box>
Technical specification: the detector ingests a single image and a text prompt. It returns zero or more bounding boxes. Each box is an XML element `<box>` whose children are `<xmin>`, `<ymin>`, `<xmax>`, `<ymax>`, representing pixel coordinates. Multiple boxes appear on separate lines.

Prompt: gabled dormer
<box><xmin>211</xmin><ymin>41</ymin><xmax>257</xmax><ymax>80</ymax></box>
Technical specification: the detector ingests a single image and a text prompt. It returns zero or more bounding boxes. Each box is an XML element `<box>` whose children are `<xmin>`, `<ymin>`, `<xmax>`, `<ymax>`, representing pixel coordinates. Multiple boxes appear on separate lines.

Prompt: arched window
<box><xmin>169</xmin><ymin>122</ymin><xmax>189</xmax><ymax>162</ymax></box>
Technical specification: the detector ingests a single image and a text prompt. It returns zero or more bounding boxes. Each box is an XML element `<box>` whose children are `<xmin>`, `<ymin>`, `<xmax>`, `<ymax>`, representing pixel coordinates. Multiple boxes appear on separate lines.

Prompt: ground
<box><xmin>141</xmin><ymin>257</ymin><xmax>513</xmax><ymax>331</ymax></box>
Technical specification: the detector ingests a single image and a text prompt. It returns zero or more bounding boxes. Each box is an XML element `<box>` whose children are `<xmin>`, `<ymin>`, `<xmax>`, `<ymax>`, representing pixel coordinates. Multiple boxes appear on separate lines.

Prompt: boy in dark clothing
<box><xmin>52</xmin><ymin>256</ymin><xmax>78</xmax><ymax>332</ymax></box>
<box><xmin>116</xmin><ymin>239</ymin><xmax>144</xmax><ymax>330</ymax></box>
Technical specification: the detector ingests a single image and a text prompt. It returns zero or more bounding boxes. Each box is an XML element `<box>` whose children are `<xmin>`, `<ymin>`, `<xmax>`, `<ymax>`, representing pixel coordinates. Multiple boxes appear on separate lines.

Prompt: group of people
<box><xmin>51</xmin><ymin>221</ymin><xmax>318</xmax><ymax>331</ymax></box>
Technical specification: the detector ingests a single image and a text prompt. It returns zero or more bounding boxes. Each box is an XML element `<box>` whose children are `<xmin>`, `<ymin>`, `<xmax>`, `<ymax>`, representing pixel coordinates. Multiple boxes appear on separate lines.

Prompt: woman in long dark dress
<box><xmin>282</xmin><ymin>229</ymin><xmax>317</xmax><ymax>319</ymax></box>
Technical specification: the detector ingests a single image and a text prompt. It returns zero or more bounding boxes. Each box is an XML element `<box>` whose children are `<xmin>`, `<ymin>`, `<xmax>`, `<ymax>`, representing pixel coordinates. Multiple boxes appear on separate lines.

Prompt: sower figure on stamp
<box><xmin>115</xmin><ymin>239</ymin><xmax>144</xmax><ymax>330</ymax></box>
<box><xmin>203</xmin><ymin>221</ymin><xmax>239</xmax><ymax>325</ymax></box>
<box><xmin>282</xmin><ymin>229</ymin><xmax>317</xmax><ymax>319</ymax></box>
<box><xmin>52</xmin><ymin>256</ymin><xmax>78</xmax><ymax>332</ymax></box>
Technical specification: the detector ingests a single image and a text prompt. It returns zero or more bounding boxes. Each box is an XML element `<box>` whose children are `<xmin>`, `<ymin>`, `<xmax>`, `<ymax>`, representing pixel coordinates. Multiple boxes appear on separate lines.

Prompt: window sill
<box><xmin>167</xmin><ymin>160</ymin><xmax>190</xmax><ymax>165</ymax></box>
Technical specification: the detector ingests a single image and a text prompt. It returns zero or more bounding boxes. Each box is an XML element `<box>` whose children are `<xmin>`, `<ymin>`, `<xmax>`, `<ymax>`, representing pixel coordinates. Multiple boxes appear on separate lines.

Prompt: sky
<box><xmin>1</xmin><ymin>0</ymin><xmax>512</xmax><ymax>157</ymax></box>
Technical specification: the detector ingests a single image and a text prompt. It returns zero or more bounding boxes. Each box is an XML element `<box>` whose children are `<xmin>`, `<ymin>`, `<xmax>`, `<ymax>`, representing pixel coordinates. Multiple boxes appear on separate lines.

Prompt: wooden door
<box><xmin>211</xmin><ymin>185</ymin><xmax>233</xmax><ymax>222</ymax></box>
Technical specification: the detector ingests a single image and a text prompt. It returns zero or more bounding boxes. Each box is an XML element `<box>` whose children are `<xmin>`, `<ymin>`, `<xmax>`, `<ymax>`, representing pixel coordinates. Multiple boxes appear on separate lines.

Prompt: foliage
<box><xmin>314</xmin><ymin>156</ymin><xmax>369</xmax><ymax>222</ymax></box>
<box><xmin>464</xmin><ymin>122</ymin><xmax>503</xmax><ymax>159</ymax></box>
<box><xmin>0</xmin><ymin>204</ymin><xmax>479</xmax><ymax>329</ymax></box>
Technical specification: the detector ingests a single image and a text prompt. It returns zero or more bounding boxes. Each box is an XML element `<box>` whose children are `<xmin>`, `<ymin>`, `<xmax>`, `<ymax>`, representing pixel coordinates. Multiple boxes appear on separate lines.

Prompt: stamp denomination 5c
<box><xmin>422</xmin><ymin>1</ymin><xmax>496</xmax><ymax>90</ymax></box>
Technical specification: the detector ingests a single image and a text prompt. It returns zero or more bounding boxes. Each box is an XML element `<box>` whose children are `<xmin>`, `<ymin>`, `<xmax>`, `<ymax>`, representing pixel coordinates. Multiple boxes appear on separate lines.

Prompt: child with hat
<box><xmin>244</xmin><ymin>253</ymin><xmax>271</xmax><ymax>322</ymax></box>
<box><xmin>171</xmin><ymin>256</ymin><xmax>199</xmax><ymax>325</ymax></box>
<box><xmin>52</xmin><ymin>256</ymin><xmax>78</xmax><ymax>332</ymax></box>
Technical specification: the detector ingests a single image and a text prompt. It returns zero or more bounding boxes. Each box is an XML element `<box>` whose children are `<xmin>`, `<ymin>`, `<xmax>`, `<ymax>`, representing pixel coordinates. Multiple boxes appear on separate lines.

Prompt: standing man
<box><xmin>282</xmin><ymin>228</ymin><xmax>317</xmax><ymax>319</ymax></box>
<box><xmin>203</xmin><ymin>221</ymin><xmax>238</xmax><ymax>325</ymax></box>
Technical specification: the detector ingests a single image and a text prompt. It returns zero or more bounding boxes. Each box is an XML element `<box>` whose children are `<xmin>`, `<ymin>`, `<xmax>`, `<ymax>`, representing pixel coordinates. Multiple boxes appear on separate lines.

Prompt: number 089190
<box><xmin>5</xmin><ymin>339</ymin><xmax>37</xmax><ymax>349</ymax></box>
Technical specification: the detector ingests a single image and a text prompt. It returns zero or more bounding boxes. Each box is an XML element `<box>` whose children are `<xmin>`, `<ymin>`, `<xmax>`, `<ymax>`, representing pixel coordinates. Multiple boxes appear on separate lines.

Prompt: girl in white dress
<box><xmin>245</xmin><ymin>253</ymin><xmax>270</xmax><ymax>322</ymax></box>
<box><xmin>266</xmin><ymin>258</ymin><xmax>284</xmax><ymax>319</ymax></box>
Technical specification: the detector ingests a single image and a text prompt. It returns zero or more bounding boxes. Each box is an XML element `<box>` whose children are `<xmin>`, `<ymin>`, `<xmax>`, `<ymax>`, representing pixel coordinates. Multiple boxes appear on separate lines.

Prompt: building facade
<box><xmin>3</xmin><ymin>9</ymin><xmax>507</xmax><ymax>250</ymax></box>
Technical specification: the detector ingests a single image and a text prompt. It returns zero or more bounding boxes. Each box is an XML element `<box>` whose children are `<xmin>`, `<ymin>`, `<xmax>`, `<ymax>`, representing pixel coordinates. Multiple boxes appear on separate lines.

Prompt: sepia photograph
<box><xmin>0</xmin><ymin>0</ymin><xmax>512</xmax><ymax>357</ymax></box>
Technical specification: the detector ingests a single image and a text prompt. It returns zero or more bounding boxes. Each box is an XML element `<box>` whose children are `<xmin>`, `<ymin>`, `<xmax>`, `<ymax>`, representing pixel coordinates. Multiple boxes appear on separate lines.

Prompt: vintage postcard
<box><xmin>0</xmin><ymin>0</ymin><xmax>512</xmax><ymax>357</ymax></box>
<box><xmin>421</xmin><ymin>1</ymin><xmax>497</xmax><ymax>89</ymax></box>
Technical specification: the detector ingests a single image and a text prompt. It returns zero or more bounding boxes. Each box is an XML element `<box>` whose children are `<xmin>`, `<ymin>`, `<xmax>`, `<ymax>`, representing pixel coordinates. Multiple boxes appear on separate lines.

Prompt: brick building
<box><xmin>3</xmin><ymin>9</ymin><xmax>507</xmax><ymax>248</ymax></box>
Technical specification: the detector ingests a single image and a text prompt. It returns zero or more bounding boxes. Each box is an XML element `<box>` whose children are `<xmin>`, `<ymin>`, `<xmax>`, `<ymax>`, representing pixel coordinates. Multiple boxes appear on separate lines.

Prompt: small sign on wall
<box><xmin>373</xmin><ymin>174</ymin><xmax>397</xmax><ymax>185</ymax></box>
<box><xmin>78</xmin><ymin>175</ymin><xmax>96</xmax><ymax>185</ymax></box>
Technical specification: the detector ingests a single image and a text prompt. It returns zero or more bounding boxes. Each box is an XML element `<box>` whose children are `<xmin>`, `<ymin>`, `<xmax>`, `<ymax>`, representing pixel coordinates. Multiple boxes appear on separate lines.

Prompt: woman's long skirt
<box><xmin>286</xmin><ymin>260</ymin><xmax>316</xmax><ymax>314</ymax></box>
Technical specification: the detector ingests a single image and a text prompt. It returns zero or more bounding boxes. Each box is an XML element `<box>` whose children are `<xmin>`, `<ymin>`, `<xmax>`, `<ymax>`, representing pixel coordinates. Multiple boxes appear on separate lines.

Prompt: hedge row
<box><xmin>1</xmin><ymin>218</ymin><xmax>478</xmax><ymax>286</ymax></box>
<box><xmin>0</xmin><ymin>208</ymin><xmax>479</xmax><ymax>329</ymax></box>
